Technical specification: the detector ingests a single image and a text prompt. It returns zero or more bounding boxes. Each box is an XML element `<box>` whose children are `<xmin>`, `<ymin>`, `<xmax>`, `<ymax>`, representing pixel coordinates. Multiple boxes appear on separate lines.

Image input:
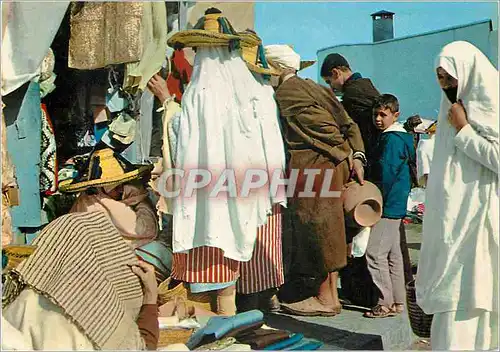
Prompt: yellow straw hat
<box><xmin>168</xmin><ymin>8</ymin><xmax>260</xmax><ymax>49</ymax></box>
<box><xmin>2</xmin><ymin>245</ymin><xmax>37</xmax><ymax>273</ymax></box>
<box><xmin>58</xmin><ymin>148</ymin><xmax>153</xmax><ymax>193</ymax></box>
<box><xmin>300</xmin><ymin>60</ymin><xmax>316</xmax><ymax>70</ymax></box>
<box><xmin>239</xmin><ymin>30</ymin><xmax>280</xmax><ymax>76</ymax></box>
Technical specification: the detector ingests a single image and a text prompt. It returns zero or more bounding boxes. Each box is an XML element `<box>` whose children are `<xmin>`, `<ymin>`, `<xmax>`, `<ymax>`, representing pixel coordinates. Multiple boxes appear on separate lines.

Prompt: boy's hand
<box><xmin>448</xmin><ymin>100</ymin><xmax>468</xmax><ymax>132</ymax></box>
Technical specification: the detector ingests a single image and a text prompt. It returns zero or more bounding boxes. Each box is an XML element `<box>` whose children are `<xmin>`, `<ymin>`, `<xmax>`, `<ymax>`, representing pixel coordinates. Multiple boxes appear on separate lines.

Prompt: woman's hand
<box><xmin>448</xmin><ymin>100</ymin><xmax>468</xmax><ymax>132</ymax></box>
<box><xmin>131</xmin><ymin>261</ymin><xmax>158</xmax><ymax>305</ymax></box>
<box><xmin>147</xmin><ymin>74</ymin><xmax>171</xmax><ymax>104</ymax></box>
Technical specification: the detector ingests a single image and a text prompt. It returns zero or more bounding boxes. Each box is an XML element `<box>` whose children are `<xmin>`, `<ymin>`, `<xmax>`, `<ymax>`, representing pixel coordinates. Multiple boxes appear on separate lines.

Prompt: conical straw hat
<box><xmin>58</xmin><ymin>148</ymin><xmax>153</xmax><ymax>193</ymax></box>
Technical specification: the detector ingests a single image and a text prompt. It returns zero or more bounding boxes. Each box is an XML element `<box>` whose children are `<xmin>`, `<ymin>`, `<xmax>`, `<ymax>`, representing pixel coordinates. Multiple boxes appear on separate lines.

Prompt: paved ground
<box><xmin>267</xmin><ymin>222</ymin><xmax>432</xmax><ymax>350</ymax></box>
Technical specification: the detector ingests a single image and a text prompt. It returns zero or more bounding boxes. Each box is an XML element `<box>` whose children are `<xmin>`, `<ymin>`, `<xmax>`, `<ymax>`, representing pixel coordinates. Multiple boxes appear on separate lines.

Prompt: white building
<box><xmin>317</xmin><ymin>15</ymin><xmax>498</xmax><ymax>118</ymax></box>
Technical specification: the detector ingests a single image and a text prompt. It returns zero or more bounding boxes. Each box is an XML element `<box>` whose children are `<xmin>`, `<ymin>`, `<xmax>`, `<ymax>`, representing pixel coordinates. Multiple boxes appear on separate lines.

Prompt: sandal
<box><xmin>363</xmin><ymin>304</ymin><xmax>395</xmax><ymax>318</ymax></box>
<box><xmin>281</xmin><ymin>297</ymin><xmax>339</xmax><ymax>317</ymax></box>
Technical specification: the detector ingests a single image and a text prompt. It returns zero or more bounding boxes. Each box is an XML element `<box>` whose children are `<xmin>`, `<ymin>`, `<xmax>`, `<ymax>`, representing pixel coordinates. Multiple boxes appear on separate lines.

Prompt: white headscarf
<box><xmin>264</xmin><ymin>45</ymin><xmax>301</xmax><ymax>71</ymax></box>
<box><xmin>436</xmin><ymin>41</ymin><xmax>499</xmax><ymax>142</ymax></box>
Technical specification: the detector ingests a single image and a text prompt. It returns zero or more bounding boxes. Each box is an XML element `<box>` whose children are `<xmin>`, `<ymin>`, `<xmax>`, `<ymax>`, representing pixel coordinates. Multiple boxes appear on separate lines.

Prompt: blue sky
<box><xmin>255</xmin><ymin>1</ymin><xmax>498</xmax><ymax>81</ymax></box>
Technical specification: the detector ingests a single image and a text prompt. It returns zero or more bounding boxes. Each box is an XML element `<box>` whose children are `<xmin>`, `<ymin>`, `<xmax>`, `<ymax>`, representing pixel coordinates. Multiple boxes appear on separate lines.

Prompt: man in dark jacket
<box><xmin>320</xmin><ymin>54</ymin><xmax>414</xmax><ymax>306</ymax></box>
<box><xmin>320</xmin><ymin>53</ymin><xmax>380</xmax><ymax>175</ymax></box>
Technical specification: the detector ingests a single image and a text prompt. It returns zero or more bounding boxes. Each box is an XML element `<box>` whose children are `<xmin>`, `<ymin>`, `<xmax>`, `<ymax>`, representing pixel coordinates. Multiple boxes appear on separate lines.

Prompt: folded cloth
<box><xmin>186</xmin><ymin>310</ymin><xmax>264</xmax><ymax>349</ymax></box>
<box><xmin>236</xmin><ymin>328</ymin><xmax>290</xmax><ymax>350</ymax></box>
<box><xmin>288</xmin><ymin>339</ymin><xmax>323</xmax><ymax>351</ymax></box>
<box><xmin>263</xmin><ymin>333</ymin><xmax>304</xmax><ymax>350</ymax></box>
<box><xmin>222</xmin><ymin>321</ymin><xmax>264</xmax><ymax>338</ymax></box>
<box><xmin>221</xmin><ymin>343</ymin><xmax>252</xmax><ymax>351</ymax></box>
<box><xmin>195</xmin><ymin>337</ymin><xmax>236</xmax><ymax>351</ymax></box>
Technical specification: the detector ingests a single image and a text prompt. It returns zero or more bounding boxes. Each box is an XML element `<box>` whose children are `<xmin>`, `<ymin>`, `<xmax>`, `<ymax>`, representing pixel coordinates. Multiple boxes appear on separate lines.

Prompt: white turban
<box><xmin>264</xmin><ymin>44</ymin><xmax>301</xmax><ymax>71</ymax></box>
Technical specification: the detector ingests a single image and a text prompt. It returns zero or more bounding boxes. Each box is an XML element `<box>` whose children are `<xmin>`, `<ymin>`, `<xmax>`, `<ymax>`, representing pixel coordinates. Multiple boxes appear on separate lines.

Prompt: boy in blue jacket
<box><xmin>364</xmin><ymin>94</ymin><xmax>416</xmax><ymax>318</ymax></box>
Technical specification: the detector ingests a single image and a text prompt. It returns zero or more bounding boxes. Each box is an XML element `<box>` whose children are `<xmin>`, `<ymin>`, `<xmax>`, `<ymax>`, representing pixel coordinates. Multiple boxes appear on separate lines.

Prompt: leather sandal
<box><xmin>363</xmin><ymin>304</ymin><xmax>396</xmax><ymax>318</ymax></box>
<box><xmin>281</xmin><ymin>297</ymin><xmax>339</xmax><ymax>317</ymax></box>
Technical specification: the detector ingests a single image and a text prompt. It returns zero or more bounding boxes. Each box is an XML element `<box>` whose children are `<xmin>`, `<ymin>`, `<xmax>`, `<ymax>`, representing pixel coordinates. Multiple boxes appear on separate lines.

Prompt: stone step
<box><xmin>264</xmin><ymin>308</ymin><xmax>414</xmax><ymax>350</ymax></box>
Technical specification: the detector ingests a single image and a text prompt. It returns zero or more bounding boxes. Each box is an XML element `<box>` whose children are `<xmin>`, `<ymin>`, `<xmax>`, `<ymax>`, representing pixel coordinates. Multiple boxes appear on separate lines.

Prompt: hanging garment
<box><xmin>3</xmin><ymin>82</ymin><xmax>44</xmax><ymax>228</ymax></box>
<box><xmin>2</xmin><ymin>104</ymin><xmax>16</xmax><ymax>246</ymax></box>
<box><xmin>416</xmin><ymin>42</ymin><xmax>499</xmax><ymax>317</ymax></box>
<box><xmin>68</xmin><ymin>2</ymin><xmax>144</xmax><ymax>70</ymax></box>
<box><xmin>155</xmin><ymin>99</ymin><xmax>182</xmax><ymax>215</ymax></box>
<box><xmin>167</xmin><ymin>49</ymin><xmax>193</xmax><ymax>103</ymax></box>
<box><xmin>237</xmin><ymin>204</ymin><xmax>284</xmax><ymax>295</ymax></box>
<box><xmin>124</xmin><ymin>2</ymin><xmax>168</xmax><ymax>93</ymax></box>
<box><xmin>1</xmin><ymin>2</ymin><xmax>69</xmax><ymax>96</ymax></box>
<box><xmin>39</xmin><ymin>104</ymin><xmax>57</xmax><ymax>196</ymax></box>
<box><xmin>172</xmin><ymin>47</ymin><xmax>269</xmax><ymax>262</ymax></box>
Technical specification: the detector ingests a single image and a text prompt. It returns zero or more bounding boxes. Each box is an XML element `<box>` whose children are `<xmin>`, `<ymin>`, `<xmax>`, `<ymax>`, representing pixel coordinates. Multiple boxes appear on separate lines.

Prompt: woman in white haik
<box><xmin>416</xmin><ymin>41</ymin><xmax>498</xmax><ymax>350</ymax></box>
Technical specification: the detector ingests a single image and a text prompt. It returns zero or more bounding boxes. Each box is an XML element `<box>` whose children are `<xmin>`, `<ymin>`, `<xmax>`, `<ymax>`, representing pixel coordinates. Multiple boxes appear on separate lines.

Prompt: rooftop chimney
<box><xmin>371</xmin><ymin>10</ymin><xmax>395</xmax><ymax>42</ymax></box>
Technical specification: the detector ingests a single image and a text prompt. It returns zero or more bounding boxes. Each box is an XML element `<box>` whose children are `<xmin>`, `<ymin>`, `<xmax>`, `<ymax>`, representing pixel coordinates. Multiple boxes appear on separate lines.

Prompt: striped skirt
<box><xmin>171</xmin><ymin>204</ymin><xmax>284</xmax><ymax>294</ymax></box>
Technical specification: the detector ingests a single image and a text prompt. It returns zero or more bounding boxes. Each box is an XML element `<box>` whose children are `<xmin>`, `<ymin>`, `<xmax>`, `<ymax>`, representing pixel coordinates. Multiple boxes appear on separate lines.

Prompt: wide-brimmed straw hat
<box><xmin>299</xmin><ymin>60</ymin><xmax>316</xmax><ymax>70</ymax></box>
<box><xmin>58</xmin><ymin>148</ymin><xmax>153</xmax><ymax>193</ymax></box>
<box><xmin>2</xmin><ymin>245</ymin><xmax>36</xmax><ymax>273</ymax></box>
<box><xmin>265</xmin><ymin>44</ymin><xmax>316</xmax><ymax>73</ymax></box>
<box><xmin>239</xmin><ymin>30</ymin><xmax>280</xmax><ymax>76</ymax></box>
<box><xmin>168</xmin><ymin>8</ymin><xmax>260</xmax><ymax>49</ymax></box>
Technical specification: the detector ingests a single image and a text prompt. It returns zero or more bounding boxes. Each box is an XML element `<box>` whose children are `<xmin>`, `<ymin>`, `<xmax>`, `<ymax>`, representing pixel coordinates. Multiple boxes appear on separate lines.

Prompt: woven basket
<box><xmin>158</xmin><ymin>277</ymin><xmax>213</xmax><ymax>311</ymax></box>
<box><xmin>158</xmin><ymin>328</ymin><xmax>193</xmax><ymax>348</ymax></box>
<box><xmin>406</xmin><ymin>280</ymin><xmax>433</xmax><ymax>338</ymax></box>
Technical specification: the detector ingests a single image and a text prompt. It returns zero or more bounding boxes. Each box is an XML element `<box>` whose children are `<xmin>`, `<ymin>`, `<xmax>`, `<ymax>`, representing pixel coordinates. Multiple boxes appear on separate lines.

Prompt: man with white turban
<box><xmin>416</xmin><ymin>41</ymin><xmax>498</xmax><ymax>350</ymax></box>
<box><xmin>265</xmin><ymin>44</ymin><xmax>366</xmax><ymax>316</ymax></box>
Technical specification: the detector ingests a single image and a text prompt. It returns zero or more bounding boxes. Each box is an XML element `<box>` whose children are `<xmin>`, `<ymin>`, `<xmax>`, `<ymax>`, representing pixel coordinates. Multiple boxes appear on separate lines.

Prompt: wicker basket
<box><xmin>157</xmin><ymin>277</ymin><xmax>213</xmax><ymax>311</ymax></box>
<box><xmin>158</xmin><ymin>328</ymin><xmax>193</xmax><ymax>348</ymax></box>
<box><xmin>406</xmin><ymin>280</ymin><xmax>433</xmax><ymax>338</ymax></box>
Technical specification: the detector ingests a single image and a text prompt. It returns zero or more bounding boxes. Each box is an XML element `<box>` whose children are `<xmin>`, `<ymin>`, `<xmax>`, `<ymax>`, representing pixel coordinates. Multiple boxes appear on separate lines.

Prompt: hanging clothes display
<box><xmin>2</xmin><ymin>103</ymin><xmax>16</xmax><ymax>246</ymax></box>
<box><xmin>167</xmin><ymin>49</ymin><xmax>193</xmax><ymax>103</ymax></box>
<box><xmin>68</xmin><ymin>2</ymin><xmax>144</xmax><ymax>70</ymax></box>
<box><xmin>124</xmin><ymin>2</ymin><xmax>168</xmax><ymax>93</ymax></box>
<box><xmin>3</xmin><ymin>82</ymin><xmax>44</xmax><ymax>229</ymax></box>
<box><xmin>1</xmin><ymin>2</ymin><xmax>69</xmax><ymax>96</ymax></box>
<box><xmin>39</xmin><ymin>104</ymin><xmax>57</xmax><ymax>196</ymax></box>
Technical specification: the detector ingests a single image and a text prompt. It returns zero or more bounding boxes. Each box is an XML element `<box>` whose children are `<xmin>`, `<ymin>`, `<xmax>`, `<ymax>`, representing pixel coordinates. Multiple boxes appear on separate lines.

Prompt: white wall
<box><xmin>317</xmin><ymin>21</ymin><xmax>496</xmax><ymax>119</ymax></box>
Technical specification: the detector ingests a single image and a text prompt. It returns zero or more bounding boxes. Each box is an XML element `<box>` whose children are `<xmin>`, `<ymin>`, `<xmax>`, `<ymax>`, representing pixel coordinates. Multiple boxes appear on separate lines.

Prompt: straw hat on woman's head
<box><xmin>58</xmin><ymin>147</ymin><xmax>153</xmax><ymax>193</ymax></box>
<box><xmin>167</xmin><ymin>8</ymin><xmax>260</xmax><ymax>49</ymax></box>
<box><xmin>238</xmin><ymin>29</ymin><xmax>280</xmax><ymax>76</ymax></box>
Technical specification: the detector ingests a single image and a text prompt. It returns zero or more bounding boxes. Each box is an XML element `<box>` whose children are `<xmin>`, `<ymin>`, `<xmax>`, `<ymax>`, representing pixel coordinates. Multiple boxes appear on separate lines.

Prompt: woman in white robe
<box><xmin>416</xmin><ymin>41</ymin><xmax>498</xmax><ymax>350</ymax></box>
